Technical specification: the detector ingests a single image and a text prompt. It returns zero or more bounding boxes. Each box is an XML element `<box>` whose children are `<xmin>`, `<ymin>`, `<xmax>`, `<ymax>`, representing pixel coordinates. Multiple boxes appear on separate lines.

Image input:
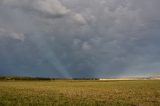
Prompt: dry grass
<box><xmin>0</xmin><ymin>80</ymin><xmax>160</xmax><ymax>106</ymax></box>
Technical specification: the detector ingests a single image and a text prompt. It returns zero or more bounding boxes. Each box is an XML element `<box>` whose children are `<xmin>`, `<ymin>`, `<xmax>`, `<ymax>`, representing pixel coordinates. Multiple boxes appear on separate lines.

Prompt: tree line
<box><xmin>0</xmin><ymin>76</ymin><xmax>99</xmax><ymax>81</ymax></box>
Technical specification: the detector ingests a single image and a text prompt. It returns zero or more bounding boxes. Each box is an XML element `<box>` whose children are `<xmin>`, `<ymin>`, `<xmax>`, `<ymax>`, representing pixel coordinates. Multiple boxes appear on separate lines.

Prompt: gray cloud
<box><xmin>0</xmin><ymin>0</ymin><xmax>160</xmax><ymax>77</ymax></box>
<box><xmin>0</xmin><ymin>28</ymin><xmax>24</xmax><ymax>40</ymax></box>
<box><xmin>1</xmin><ymin>0</ymin><xmax>70</xmax><ymax>18</ymax></box>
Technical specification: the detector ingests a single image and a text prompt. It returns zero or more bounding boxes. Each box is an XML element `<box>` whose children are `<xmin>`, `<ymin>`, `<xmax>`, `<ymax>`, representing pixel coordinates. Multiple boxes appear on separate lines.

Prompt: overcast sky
<box><xmin>0</xmin><ymin>0</ymin><xmax>160</xmax><ymax>78</ymax></box>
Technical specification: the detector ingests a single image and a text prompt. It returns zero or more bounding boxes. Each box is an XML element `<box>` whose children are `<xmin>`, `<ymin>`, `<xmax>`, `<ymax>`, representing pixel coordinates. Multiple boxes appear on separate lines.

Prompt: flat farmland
<box><xmin>0</xmin><ymin>80</ymin><xmax>160</xmax><ymax>106</ymax></box>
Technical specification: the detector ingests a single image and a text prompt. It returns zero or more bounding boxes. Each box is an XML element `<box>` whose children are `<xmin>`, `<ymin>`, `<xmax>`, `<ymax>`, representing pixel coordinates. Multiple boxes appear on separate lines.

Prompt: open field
<box><xmin>0</xmin><ymin>80</ymin><xmax>160</xmax><ymax>106</ymax></box>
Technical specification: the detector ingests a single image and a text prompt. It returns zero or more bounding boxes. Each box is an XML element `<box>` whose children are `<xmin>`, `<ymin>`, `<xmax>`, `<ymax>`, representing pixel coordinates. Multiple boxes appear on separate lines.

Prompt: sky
<box><xmin>0</xmin><ymin>0</ymin><xmax>160</xmax><ymax>78</ymax></box>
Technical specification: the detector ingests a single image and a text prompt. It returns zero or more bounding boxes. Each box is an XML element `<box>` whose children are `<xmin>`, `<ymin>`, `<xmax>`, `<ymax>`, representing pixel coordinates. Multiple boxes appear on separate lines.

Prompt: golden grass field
<box><xmin>0</xmin><ymin>80</ymin><xmax>160</xmax><ymax>106</ymax></box>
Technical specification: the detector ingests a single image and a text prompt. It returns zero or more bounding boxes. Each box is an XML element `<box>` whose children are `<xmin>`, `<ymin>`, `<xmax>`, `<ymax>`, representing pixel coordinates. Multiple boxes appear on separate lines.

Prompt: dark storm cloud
<box><xmin>0</xmin><ymin>0</ymin><xmax>160</xmax><ymax>77</ymax></box>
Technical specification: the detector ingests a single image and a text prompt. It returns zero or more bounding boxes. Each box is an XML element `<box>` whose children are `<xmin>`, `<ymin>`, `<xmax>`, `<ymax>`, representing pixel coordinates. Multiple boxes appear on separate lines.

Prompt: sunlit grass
<box><xmin>0</xmin><ymin>80</ymin><xmax>160</xmax><ymax>106</ymax></box>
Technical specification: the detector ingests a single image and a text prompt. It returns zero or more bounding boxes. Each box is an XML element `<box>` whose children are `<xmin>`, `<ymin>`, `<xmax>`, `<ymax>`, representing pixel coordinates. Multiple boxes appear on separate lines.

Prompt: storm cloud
<box><xmin>0</xmin><ymin>0</ymin><xmax>160</xmax><ymax>77</ymax></box>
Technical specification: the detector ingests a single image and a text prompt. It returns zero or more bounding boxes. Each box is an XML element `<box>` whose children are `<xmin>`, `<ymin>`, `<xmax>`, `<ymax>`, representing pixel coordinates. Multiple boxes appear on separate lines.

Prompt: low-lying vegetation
<box><xmin>0</xmin><ymin>80</ymin><xmax>160</xmax><ymax>106</ymax></box>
